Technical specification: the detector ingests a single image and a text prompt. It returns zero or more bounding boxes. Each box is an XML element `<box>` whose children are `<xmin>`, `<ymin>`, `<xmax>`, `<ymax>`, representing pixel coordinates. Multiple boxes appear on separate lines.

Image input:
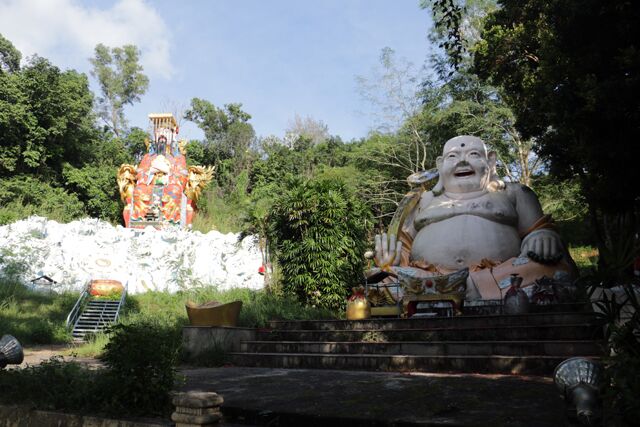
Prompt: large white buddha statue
<box><xmin>372</xmin><ymin>135</ymin><xmax>577</xmax><ymax>301</ymax></box>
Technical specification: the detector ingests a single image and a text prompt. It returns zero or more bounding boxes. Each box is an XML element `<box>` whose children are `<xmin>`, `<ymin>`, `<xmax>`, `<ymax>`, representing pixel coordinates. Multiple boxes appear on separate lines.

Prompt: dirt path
<box><xmin>14</xmin><ymin>345</ymin><xmax>102</xmax><ymax>368</ymax></box>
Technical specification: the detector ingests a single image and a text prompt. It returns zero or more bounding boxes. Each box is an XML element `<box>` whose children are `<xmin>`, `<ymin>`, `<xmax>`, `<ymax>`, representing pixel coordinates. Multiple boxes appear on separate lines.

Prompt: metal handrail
<box><xmin>114</xmin><ymin>280</ymin><xmax>128</xmax><ymax>322</ymax></box>
<box><xmin>65</xmin><ymin>283</ymin><xmax>90</xmax><ymax>329</ymax></box>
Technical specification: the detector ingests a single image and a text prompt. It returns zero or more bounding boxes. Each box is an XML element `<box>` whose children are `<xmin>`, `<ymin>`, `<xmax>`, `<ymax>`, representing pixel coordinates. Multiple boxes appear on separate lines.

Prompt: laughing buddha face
<box><xmin>437</xmin><ymin>135</ymin><xmax>496</xmax><ymax>194</ymax></box>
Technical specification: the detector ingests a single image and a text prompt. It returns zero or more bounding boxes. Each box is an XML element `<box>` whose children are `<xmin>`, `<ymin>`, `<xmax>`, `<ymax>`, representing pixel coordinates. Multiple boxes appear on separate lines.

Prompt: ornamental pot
<box><xmin>346</xmin><ymin>298</ymin><xmax>371</xmax><ymax>320</ymax></box>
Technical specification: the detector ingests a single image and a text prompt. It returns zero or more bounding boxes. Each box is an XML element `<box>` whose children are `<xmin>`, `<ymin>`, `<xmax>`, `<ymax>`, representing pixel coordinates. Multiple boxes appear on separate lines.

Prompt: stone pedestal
<box><xmin>171</xmin><ymin>391</ymin><xmax>223</xmax><ymax>426</ymax></box>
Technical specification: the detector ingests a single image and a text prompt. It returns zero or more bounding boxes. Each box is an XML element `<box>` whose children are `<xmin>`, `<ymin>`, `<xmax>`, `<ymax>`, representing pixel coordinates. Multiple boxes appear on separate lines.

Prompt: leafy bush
<box><xmin>0</xmin><ymin>357</ymin><xmax>98</xmax><ymax>411</ymax></box>
<box><xmin>99</xmin><ymin>320</ymin><xmax>182</xmax><ymax>416</ymax></box>
<box><xmin>0</xmin><ymin>175</ymin><xmax>85</xmax><ymax>225</ymax></box>
<box><xmin>192</xmin><ymin>186</ymin><xmax>246</xmax><ymax>233</ymax></box>
<box><xmin>267</xmin><ymin>177</ymin><xmax>372</xmax><ymax>309</ymax></box>
<box><xmin>596</xmin><ymin>284</ymin><xmax>640</xmax><ymax>425</ymax></box>
<box><xmin>0</xmin><ymin>321</ymin><xmax>182</xmax><ymax>417</ymax></box>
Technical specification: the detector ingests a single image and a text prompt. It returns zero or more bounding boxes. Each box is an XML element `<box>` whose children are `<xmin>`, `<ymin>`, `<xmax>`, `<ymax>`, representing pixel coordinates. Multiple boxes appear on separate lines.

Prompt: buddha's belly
<box><xmin>410</xmin><ymin>215</ymin><xmax>522</xmax><ymax>270</ymax></box>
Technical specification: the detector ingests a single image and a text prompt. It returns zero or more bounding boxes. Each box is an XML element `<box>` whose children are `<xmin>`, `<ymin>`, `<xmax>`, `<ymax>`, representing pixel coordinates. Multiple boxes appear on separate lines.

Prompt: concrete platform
<box><xmin>180</xmin><ymin>366</ymin><xmax>572</xmax><ymax>426</ymax></box>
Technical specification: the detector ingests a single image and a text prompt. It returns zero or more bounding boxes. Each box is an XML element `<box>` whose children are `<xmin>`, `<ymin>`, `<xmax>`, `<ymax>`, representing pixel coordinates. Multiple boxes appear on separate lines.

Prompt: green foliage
<box><xmin>90</xmin><ymin>44</ymin><xmax>149</xmax><ymax>137</ymax></box>
<box><xmin>421</xmin><ymin>0</ymin><xmax>466</xmax><ymax>71</ymax></box>
<box><xmin>61</xmin><ymin>134</ymin><xmax>134</xmax><ymax>224</ymax></box>
<box><xmin>473</xmin><ymin>0</ymin><xmax>640</xmax><ymax>226</ymax></box>
<box><xmin>0</xmin><ymin>54</ymin><xmax>96</xmax><ymax>178</ymax></box>
<box><xmin>185</xmin><ymin>139</ymin><xmax>207</xmax><ymax>166</ymax></box>
<box><xmin>0</xmin><ymin>321</ymin><xmax>181</xmax><ymax>417</ymax></box>
<box><xmin>0</xmin><ymin>357</ymin><xmax>98</xmax><ymax>411</ymax></box>
<box><xmin>185</xmin><ymin>98</ymin><xmax>251</xmax><ymax>142</ymax></box>
<box><xmin>606</xmin><ymin>316</ymin><xmax>640</xmax><ymax>425</ymax></box>
<box><xmin>100</xmin><ymin>320</ymin><xmax>181</xmax><ymax>416</ymax></box>
<box><xmin>589</xmin><ymin>282</ymin><xmax>640</xmax><ymax>425</ymax></box>
<box><xmin>0</xmin><ymin>33</ymin><xmax>21</xmax><ymax>73</ymax></box>
<box><xmin>193</xmin><ymin>185</ymin><xmax>246</xmax><ymax>234</ymax></box>
<box><xmin>348</xmin><ymin>133</ymin><xmax>426</xmax><ymax>221</ymax></box>
<box><xmin>184</xmin><ymin>98</ymin><xmax>255</xmax><ymax>186</ymax></box>
<box><xmin>533</xmin><ymin>176</ymin><xmax>592</xmax><ymax>245</ymax></box>
<box><xmin>267</xmin><ymin>178</ymin><xmax>372</xmax><ymax>309</ymax></box>
<box><xmin>568</xmin><ymin>246</ymin><xmax>598</xmax><ymax>275</ymax></box>
<box><xmin>0</xmin><ymin>37</ymin><xmax>134</xmax><ymax>225</ymax></box>
<box><xmin>0</xmin><ymin>175</ymin><xmax>85</xmax><ymax>225</ymax></box>
<box><xmin>124</xmin><ymin>127</ymin><xmax>150</xmax><ymax>161</ymax></box>
<box><xmin>63</xmin><ymin>164</ymin><xmax>122</xmax><ymax>223</ymax></box>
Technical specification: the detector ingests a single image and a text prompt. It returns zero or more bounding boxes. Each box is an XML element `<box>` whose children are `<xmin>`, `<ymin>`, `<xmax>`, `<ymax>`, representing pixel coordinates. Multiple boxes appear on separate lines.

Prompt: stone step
<box><xmin>268</xmin><ymin>312</ymin><xmax>598</xmax><ymax>331</ymax></box>
<box><xmin>258</xmin><ymin>323</ymin><xmax>602</xmax><ymax>342</ymax></box>
<box><xmin>229</xmin><ymin>352</ymin><xmax>588</xmax><ymax>375</ymax></box>
<box><xmin>465</xmin><ymin>301</ymin><xmax>591</xmax><ymax>315</ymax></box>
<box><xmin>240</xmin><ymin>339</ymin><xmax>603</xmax><ymax>357</ymax></box>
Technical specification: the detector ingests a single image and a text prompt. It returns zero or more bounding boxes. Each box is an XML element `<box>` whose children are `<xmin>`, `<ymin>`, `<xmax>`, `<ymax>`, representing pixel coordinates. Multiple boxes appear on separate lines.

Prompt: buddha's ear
<box><xmin>432</xmin><ymin>156</ymin><xmax>445</xmax><ymax>195</ymax></box>
<box><xmin>487</xmin><ymin>151</ymin><xmax>497</xmax><ymax>168</ymax></box>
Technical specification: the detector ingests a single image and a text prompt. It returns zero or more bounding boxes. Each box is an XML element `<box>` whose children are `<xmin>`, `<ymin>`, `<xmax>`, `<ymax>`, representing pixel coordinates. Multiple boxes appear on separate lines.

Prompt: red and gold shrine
<box><xmin>117</xmin><ymin>113</ymin><xmax>213</xmax><ymax>229</ymax></box>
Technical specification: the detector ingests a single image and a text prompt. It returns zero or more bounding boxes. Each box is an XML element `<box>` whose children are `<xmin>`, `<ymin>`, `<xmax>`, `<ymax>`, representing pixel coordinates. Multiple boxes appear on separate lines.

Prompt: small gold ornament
<box><xmin>346</xmin><ymin>286</ymin><xmax>371</xmax><ymax>320</ymax></box>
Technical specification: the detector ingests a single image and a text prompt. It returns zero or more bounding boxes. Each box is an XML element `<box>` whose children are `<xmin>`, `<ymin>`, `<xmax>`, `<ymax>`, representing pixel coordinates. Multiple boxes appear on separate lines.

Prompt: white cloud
<box><xmin>0</xmin><ymin>0</ymin><xmax>173</xmax><ymax>79</ymax></box>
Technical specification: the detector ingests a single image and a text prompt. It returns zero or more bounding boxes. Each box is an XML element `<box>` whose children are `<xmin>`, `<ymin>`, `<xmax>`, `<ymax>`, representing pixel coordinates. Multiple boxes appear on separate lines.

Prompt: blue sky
<box><xmin>0</xmin><ymin>0</ymin><xmax>434</xmax><ymax>141</ymax></box>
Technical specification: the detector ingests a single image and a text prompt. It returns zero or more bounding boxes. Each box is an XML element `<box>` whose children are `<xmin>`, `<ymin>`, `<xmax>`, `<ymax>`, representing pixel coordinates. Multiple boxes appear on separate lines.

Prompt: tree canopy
<box><xmin>90</xmin><ymin>44</ymin><xmax>149</xmax><ymax>137</ymax></box>
<box><xmin>473</xmin><ymin>0</ymin><xmax>640</xmax><ymax>214</ymax></box>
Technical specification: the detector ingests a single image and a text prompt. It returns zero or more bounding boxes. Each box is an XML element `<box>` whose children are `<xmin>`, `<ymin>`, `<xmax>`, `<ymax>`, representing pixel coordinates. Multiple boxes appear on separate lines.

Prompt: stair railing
<box><xmin>66</xmin><ymin>282</ymin><xmax>90</xmax><ymax>329</ymax></box>
<box><xmin>114</xmin><ymin>280</ymin><xmax>128</xmax><ymax>322</ymax></box>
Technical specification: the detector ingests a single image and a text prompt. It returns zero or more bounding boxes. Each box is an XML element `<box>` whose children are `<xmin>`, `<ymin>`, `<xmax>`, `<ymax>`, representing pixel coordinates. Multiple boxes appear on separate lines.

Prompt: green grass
<box><xmin>1</xmin><ymin>277</ymin><xmax>340</xmax><ymax>355</ymax></box>
<box><xmin>0</xmin><ymin>278</ymin><xmax>76</xmax><ymax>344</ymax></box>
<box><xmin>569</xmin><ymin>245</ymin><xmax>599</xmax><ymax>274</ymax></box>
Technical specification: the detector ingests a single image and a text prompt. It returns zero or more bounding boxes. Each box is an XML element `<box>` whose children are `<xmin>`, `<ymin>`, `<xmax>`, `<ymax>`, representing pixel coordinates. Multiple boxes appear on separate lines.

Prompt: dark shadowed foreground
<box><xmin>181</xmin><ymin>366</ymin><xmax>568</xmax><ymax>427</ymax></box>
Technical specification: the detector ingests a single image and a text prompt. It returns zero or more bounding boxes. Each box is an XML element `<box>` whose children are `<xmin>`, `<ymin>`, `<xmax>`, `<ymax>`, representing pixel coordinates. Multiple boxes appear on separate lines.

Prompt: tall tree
<box><xmin>285</xmin><ymin>114</ymin><xmax>330</xmax><ymax>147</ymax></box>
<box><xmin>184</xmin><ymin>98</ymin><xmax>256</xmax><ymax>185</ymax></box>
<box><xmin>0</xmin><ymin>33</ymin><xmax>21</xmax><ymax>73</ymax></box>
<box><xmin>473</xmin><ymin>0</ymin><xmax>640</xmax><ymax>269</ymax></box>
<box><xmin>419</xmin><ymin>0</ymin><xmax>539</xmax><ymax>185</ymax></box>
<box><xmin>0</xmin><ymin>54</ymin><xmax>96</xmax><ymax>178</ymax></box>
<box><xmin>355</xmin><ymin>48</ymin><xmax>437</xmax><ymax>215</ymax></box>
<box><xmin>90</xmin><ymin>44</ymin><xmax>149</xmax><ymax>137</ymax></box>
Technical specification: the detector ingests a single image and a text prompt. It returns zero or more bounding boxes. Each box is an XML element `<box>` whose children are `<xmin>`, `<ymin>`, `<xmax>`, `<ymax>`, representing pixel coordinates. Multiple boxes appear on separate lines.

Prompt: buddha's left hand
<box><xmin>520</xmin><ymin>229</ymin><xmax>563</xmax><ymax>264</ymax></box>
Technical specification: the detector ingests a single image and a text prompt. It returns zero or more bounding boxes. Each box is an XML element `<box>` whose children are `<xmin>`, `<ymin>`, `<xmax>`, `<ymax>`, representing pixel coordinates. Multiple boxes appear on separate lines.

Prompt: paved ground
<box><xmin>15</xmin><ymin>349</ymin><xmax>572</xmax><ymax>426</ymax></box>
<box><xmin>180</xmin><ymin>366</ymin><xmax>572</xmax><ymax>427</ymax></box>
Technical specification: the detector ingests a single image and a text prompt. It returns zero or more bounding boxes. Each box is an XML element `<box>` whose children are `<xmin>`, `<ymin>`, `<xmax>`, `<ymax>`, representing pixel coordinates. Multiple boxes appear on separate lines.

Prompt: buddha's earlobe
<box><xmin>487</xmin><ymin>151</ymin><xmax>497</xmax><ymax>168</ymax></box>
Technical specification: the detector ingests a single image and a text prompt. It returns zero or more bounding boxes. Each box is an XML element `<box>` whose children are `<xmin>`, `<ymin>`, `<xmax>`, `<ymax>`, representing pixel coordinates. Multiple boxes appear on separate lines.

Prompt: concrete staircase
<box><xmin>230</xmin><ymin>311</ymin><xmax>604</xmax><ymax>375</ymax></box>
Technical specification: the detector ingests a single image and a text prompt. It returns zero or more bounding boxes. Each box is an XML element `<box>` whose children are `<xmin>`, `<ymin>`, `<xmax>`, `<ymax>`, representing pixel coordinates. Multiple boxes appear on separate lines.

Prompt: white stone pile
<box><xmin>0</xmin><ymin>216</ymin><xmax>264</xmax><ymax>294</ymax></box>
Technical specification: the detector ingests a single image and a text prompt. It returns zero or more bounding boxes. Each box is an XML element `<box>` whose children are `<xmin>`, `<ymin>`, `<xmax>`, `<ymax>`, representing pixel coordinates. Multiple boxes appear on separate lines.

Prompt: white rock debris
<box><xmin>0</xmin><ymin>216</ymin><xmax>265</xmax><ymax>294</ymax></box>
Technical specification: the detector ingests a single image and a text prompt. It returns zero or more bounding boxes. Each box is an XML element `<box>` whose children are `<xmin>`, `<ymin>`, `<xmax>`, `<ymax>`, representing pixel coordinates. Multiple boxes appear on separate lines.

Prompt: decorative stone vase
<box><xmin>346</xmin><ymin>287</ymin><xmax>371</xmax><ymax>320</ymax></box>
<box><xmin>503</xmin><ymin>274</ymin><xmax>530</xmax><ymax>315</ymax></box>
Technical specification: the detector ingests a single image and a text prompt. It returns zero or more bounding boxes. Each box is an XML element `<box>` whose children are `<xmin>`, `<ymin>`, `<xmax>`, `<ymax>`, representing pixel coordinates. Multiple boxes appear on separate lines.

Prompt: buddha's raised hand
<box><xmin>374</xmin><ymin>233</ymin><xmax>402</xmax><ymax>270</ymax></box>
